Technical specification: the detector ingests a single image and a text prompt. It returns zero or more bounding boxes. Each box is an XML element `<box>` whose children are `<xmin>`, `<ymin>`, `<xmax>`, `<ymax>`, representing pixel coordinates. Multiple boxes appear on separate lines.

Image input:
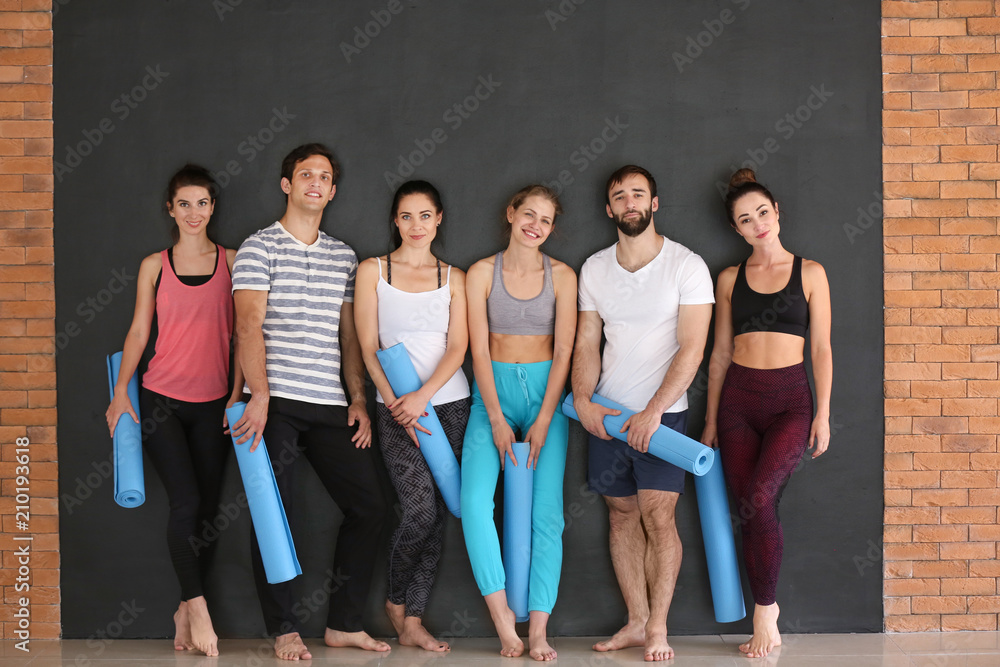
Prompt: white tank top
<box><xmin>375</xmin><ymin>257</ymin><xmax>471</xmax><ymax>405</ymax></box>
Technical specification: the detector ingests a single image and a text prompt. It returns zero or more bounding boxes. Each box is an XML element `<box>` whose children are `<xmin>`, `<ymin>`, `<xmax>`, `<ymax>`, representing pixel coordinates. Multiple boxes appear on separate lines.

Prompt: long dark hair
<box><xmin>164</xmin><ymin>164</ymin><xmax>218</xmax><ymax>243</ymax></box>
<box><xmin>389</xmin><ymin>180</ymin><xmax>444</xmax><ymax>250</ymax></box>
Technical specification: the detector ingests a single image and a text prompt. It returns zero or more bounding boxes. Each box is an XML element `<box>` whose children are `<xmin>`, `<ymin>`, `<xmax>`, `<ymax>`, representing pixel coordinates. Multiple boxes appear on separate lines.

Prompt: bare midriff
<box><xmin>489</xmin><ymin>332</ymin><xmax>554</xmax><ymax>364</ymax></box>
<box><xmin>733</xmin><ymin>331</ymin><xmax>805</xmax><ymax>369</ymax></box>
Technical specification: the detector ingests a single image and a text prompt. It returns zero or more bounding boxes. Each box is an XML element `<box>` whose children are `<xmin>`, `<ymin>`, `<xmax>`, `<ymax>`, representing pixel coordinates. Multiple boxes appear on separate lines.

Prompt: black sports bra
<box><xmin>731</xmin><ymin>255</ymin><xmax>809</xmax><ymax>338</ymax></box>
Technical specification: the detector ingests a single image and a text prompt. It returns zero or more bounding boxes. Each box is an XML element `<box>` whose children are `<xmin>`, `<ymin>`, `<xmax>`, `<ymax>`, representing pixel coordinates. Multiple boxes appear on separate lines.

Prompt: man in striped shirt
<box><xmin>231</xmin><ymin>143</ymin><xmax>389</xmax><ymax>661</ymax></box>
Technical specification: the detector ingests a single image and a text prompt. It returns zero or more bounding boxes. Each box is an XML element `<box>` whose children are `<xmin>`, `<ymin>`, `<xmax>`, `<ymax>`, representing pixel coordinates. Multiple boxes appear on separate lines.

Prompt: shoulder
<box><xmin>320</xmin><ymin>231</ymin><xmax>356</xmax><ymax>254</ymax></box>
<box><xmin>661</xmin><ymin>236</ymin><xmax>704</xmax><ymax>263</ymax></box>
<box><xmin>447</xmin><ymin>264</ymin><xmax>467</xmax><ymax>285</ymax></box>
<box><xmin>356</xmin><ymin>256</ymin><xmax>382</xmax><ymax>279</ymax></box>
<box><xmin>801</xmin><ymin>257</ymin><xmax>829</xmax><ymax>291</ymax></box>
<box><xmin>716</xmin><ymin>265</ymin><xmax>739</xmax><ymax>295</ymax></box>
<box><xmin>580</xmin><ymin>244</ymin><xmax>615</xmax><ymax>274</ymax></box>
<box><xmin>140</xmin><ymin>251</ymin><xmax>163</xmax><ymax>270</ymax></box>
<box><xmin>468</xmin><ymin>255</ymin><xmax>497</xmax><ymax>279</ymax></box>
<box><xmin>549</xmin><ymin>258</ymin><xmax>577</xmax><ymax>285</ymax></box>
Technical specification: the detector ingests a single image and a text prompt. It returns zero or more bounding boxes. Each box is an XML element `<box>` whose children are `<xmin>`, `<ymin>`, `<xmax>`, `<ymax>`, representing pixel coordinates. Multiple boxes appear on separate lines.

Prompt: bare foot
<box><xmin>399</xmin><ymin>616</ymin><xmax>450</xmax><ymax>652</ymax></box>
<box><xmin>529</xmin><ymin>635</ymin><xmax>557</xmax><ymax>661</ymax></box>
<box><xmin>173</xmin><ymin>602</ymin><xmax>194</xmax><ymax>651</ymax></box>
<box><xmin>385</xmin><ymin>599</ymin><xmax>405</xmax><ymax>637</ymax></box>
<box><xmin>324</xmin><ymin>627</ymin><xmax>391</xmax><ymax>652</ymax></box>
<box><xmin>739</xmin><ymin>603</ymin><xmax>781</xmax><ymax>658</ymax></box>
<box><xmin>185</xmin><ymin>596</ymin><xmax>219</xmax><ymax>657</ymax></box>
<box><xmin>491</xmin><ymin>605</ymin><xmax>524</xmax><ymax>658</ymax></box>
<box><xmin>274</xmin><ymin>632</ymin><xmax>312</xmax><ymax>661</ymax></box>
<box><xmin>643</xmin><ymin>629</ymin><xmax>674</xmax><ymax>662</ymax></box>
<box><xmin>593</xmin><ymin>621</ymin><xmax>645</xmax><ymax>652</ymax></box>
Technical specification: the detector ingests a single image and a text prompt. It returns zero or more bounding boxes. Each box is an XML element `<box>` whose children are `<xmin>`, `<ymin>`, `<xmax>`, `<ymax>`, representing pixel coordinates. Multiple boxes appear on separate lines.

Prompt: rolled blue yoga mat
<box><xmin>561</xmin><ymin>393</ymin><xmax>714</xmax><ymax>476</ymax></box>
<box><xmin>503</xmin><ymin>442</ymin><xmax>532</xmax><ymax>623</ymax></box>
<box><xmin>226</xmin><ymin>402</ymin><xmax>302</xmax><ymax>584</ymax></box>
<box><xmin>106</xmin><ymin>352</ymin><xmax>145</xmax><ymax>508</ymax></box>
<box><xmin>376</xmin><ymin>342</ymin><xmax>462</xmax><ymax>518</ymax></box>
<box><xmin>694</xmin><ymin>458</ymin><xmax>747</xmax><ymax>623</ymax></box>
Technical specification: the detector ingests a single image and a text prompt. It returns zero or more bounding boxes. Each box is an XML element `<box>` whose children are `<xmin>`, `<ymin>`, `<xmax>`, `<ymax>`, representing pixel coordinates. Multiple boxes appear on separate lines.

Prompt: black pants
<box><xmin>140</xmin><ymin>388</ymin><xmax>229</xmax><ymax>601</ymax></box>
<box><xmin>251</xmin><ymin>396</ymin><xmax>388</xmax><ymax>635</ymax></box>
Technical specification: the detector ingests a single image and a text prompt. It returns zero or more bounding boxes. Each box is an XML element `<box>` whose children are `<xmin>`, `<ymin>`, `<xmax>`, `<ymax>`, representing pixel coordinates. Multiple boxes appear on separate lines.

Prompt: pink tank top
<box><xmin>142</xmin><ymin>246</ymin><xmax>233</xmax><ymax>402</ymax></box>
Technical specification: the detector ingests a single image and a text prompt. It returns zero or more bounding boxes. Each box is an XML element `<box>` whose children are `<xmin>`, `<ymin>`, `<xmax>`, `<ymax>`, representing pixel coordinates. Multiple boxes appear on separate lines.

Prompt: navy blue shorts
<box><xmin>586</xmin><ymin>410</ymin><xmax>688</xmax><ymax>496</ymax></box>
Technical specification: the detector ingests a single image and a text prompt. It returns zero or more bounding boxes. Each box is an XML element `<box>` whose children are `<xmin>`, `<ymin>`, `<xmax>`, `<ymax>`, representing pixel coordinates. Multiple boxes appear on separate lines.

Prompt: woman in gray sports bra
<box><xmin>461</xmin><ymin>185</ymin><xmax>578</xmax><ymax>660</ymax></box>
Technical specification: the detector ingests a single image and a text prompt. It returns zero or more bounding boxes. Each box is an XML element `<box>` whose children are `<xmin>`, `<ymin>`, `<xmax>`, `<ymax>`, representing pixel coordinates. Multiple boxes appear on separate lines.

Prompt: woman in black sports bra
<box><xmin>700</xmin><ymin>169</ymin><xmax>832</xmax><ymax>659</ymax></box>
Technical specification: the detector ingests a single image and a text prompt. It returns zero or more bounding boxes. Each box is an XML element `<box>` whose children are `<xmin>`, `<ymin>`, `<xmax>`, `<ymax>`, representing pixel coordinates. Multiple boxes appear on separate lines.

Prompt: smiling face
<box><xmin>394</xmin><ymin>193</ymin><xmax>442</xmax><ymax>249</ymax></box>
<box><xmin>507</xmin><ymin>195</ymin><xmax>556</xmax><ymax>247</ymax></box>
<box><xmin>606</xmin><ymin>173</ymin><xmax>658</xmax><ymax>237</ymax></box>
<box><xmin>280</xmin><ymin>153</ymin><xmax>336</xmax><ymax>212</ymax></box>
<box><xmin>167</xmin><ymin>185</ymin><xmax>214</xmax><ymax>237</ymax></box>
<box><xmin>731</xmin><ymin>191</ymin><xmax>780</xmax><ymax>245</ymax></box>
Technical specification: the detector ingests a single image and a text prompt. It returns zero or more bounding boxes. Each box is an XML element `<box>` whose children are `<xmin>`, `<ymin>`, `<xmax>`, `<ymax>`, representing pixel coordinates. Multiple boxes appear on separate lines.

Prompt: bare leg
<box><xmin>385</xmin><ymin>599</ymin><xmax>405</xmax><ymax>637</ymax></box>
<box><xmin>740</xmin><ymin>603</ymin><xmax>782</xmax><ymax>658</ymax></box>
<box><xmin>484</xmin><ymin>589</ymin><xmax>524</xmax><ymax>658</ymax></box>
<box><xmin>185</xmin><ymin>596</ymin><xmax>219</xmax><ymax>657</ymax></box>
<box><xmin>399</xmin><ymin>616</ymin><xmax>450</xmax><ymax>652</ymax></box>
<box><xmin>173</xmin><ymin>601</ymin><xmax>193</xmax><ymax>651</ymax></box>
<box><xmin>324</xmin><ymin>627</ymin><xmax>391</xmax><ymax>652</ymax></box>
<box><xmin>638</xmin><ymin>489</ymin><xmax>681</xmax><ymax>662</ymax></box>
<box><xmin>593</xmin><ymin>494</ymin><xmax>648</xmax><ymax>652</ymax></box>
<box><xmin>274</xmin><ymin>632</ymin><xmax>312</xmax><ymax>661</ymax></box>
<box><xmin>528</xmin><ymin>610</ymin><xmax>557</xmax><ymax>661</ymax></box>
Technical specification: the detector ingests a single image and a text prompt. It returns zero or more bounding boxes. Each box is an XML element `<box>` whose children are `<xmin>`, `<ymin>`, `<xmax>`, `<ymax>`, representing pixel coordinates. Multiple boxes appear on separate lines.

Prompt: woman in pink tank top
<box><xmin>105</xmin><ymin>165</ymin><xmax>243</xmax><ymax>658</ymax></box>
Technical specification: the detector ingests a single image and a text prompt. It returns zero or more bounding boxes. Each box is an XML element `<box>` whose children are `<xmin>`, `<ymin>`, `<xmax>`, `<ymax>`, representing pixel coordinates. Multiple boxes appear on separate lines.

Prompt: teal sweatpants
<box><xmin>460</xmin><ymin>360</ymin><xmax>569</xmax><ymax>614</ymax></box>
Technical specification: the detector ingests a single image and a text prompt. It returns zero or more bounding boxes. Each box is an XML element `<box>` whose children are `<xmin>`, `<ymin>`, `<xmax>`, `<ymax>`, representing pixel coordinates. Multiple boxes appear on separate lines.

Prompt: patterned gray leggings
<box><xmin>377</xmin><ymin>397</ymin><xmax>469</xmax><ymax>618</ymax></box>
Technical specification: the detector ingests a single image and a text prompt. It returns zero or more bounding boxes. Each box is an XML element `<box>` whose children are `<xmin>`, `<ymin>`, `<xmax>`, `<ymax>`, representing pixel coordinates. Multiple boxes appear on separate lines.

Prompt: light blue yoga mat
<box><xmin>503</xmin><ymin>442</ymin><xmax>532</xmax><ymax>623</ymax></box>
<box><xmin>694</xmin><ymin>458</ymin><xmax>747</xmax><ymax>623</ymax></box>
<box><xmin>106</xmin><ymin>351</ymin><xmax>145</xmax><ymax>508</ymax></box>
<box><xmin>561</xmin><ymin>393</ymin><xmax>714</xmax><ymax>475</ymax></box>
<box><xmin>376</xmin><ymin>342</ymin><xmax>462</xmax><ymax>518</ymax></box>
<box><xmin>226</xmin><ymin>402</ymin><xmax>301</xmax><ymax>584</ymax></box>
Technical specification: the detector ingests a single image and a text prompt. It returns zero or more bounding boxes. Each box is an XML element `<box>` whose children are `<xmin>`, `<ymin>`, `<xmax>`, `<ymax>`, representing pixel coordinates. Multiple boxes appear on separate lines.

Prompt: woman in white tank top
<box><xmin>355</xmin><ymin>181</ymin><xmax>470</xmax><ymax>653</ymax></box>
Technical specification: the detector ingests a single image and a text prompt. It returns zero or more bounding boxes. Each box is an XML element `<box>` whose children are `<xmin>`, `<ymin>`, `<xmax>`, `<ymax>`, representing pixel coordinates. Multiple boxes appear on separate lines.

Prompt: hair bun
<box><xmin>729</xmin><ymin>168</ymin><xmax>757</xmax><ymax>190</ymax></box>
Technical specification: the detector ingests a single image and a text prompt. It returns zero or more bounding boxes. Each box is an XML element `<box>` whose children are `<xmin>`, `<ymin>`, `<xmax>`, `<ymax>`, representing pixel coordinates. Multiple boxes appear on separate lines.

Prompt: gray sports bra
<box><xmin>487</xmin><ymin>252</ymin><xmax>556</xmax><ymax>335</ymax></box>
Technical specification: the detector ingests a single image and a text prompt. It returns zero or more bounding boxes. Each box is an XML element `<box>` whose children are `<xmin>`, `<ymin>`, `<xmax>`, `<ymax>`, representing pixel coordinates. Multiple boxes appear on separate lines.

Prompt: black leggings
<box><xmin>717</xmin><ymin>362</ymin><xmax>813</xmax><ymax>606</ymax></box>
<box><xmin>377</xmin><ymin>398</ymin><xmax>468</xmax><ymax>618</ymax></box>
<box><xmin>140</xmin><ymin>388</ymin><xmax>230</xmax><ymax>602</ymax></box>
<box><xmin>252</xmin><ymin>397</ymin><xmax>388</xmax><ymax>636</ymax></box>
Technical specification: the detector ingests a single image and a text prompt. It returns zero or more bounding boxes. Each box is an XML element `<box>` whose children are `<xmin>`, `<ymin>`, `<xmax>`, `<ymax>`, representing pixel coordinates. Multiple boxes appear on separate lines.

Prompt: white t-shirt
<box><xmin>578</xmin><ymin>236</ymin><xmax>714</xmax><ymax>413</ymax></box>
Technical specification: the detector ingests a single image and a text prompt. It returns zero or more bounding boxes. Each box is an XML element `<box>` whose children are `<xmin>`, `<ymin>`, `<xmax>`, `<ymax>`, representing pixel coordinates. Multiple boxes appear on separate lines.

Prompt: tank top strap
<box><xmin>213</xmin><ymin>244</ymin><xmax>227</xmax><ymax>279</ymax></box>
<box><xmin>386</xmin><ymin>253</ymin><xmax>392</xmax><ymax>284</ymax></box>
<box><xmin>445</xmin><ymin>263</ymin><xmax>452</xmax><ymax>286</ymax></box>
<box><xmin>790</xmin><ymin>255</ymin><xmax>804</xmax><ymax>293</ymax></box>
<box><xmin>735</xmin><ymin>259</ymin><xmax>748</xmax><ymax>288</ymax></box>
<box><xmin>437</xmin><ymin>258</ymin><xmax>442</xmax><ymax>288</ymax></box>
<box><xmin>542</xmin><ymin>254</ymin><xmax>553</xmax><ymax>294</ymax></box>
<box><xmin>491</xmin><ymin>251</ymin><xmax>504</xmax><ymax>290</ymax></box>
<box><xmin>159</xmin><ymin>248</ymin><xmax>176</xmax><ymax>284</ymax></box>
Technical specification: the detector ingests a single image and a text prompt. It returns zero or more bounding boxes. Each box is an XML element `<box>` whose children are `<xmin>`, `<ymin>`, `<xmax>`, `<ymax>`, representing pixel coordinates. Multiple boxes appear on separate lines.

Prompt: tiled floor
<box><xmin>2</xmin><ymin>633</ymin><xmax>1000</xmax><ymax>666</ymax></box>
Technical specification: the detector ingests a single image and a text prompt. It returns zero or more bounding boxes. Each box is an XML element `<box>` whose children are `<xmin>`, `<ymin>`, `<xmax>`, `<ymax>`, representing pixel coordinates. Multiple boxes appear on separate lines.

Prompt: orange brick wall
<box><xmin>883</xmin><ymin>0</ymin><xmax>1000</xmax><ymax>633</ymax></box>
<box><xmin>0</xmin><ymin>0</ymin><xmax>57</xmax><ymax>642</ymax></box>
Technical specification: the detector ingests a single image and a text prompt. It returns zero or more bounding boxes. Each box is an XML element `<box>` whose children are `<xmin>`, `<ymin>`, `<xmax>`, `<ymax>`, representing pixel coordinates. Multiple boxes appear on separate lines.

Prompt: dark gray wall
<box><xmin>55</xmin><ymin>1</ymin><xmax>883</xmax><ymax>639</ymax></box>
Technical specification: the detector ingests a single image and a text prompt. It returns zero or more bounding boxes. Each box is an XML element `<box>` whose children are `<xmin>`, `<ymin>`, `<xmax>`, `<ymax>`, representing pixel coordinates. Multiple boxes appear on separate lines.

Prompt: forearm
<box><xmin>361</xmin><ymin>346</ymin><xmax>397</xmax><ymax>405</ymax></box>
<box><xmin>230</xmin><ymin>338</ymin><xmax>246</xmax><ymax>401</ymax></box>
<box><xmin>415</xmin><ymin>344</ymin><xmax>466</xmax><ymax>402</ymax></box>
<box><xmin>536</xmin><ymin>344</ymin><xmax>572</xmax><ymax>422</ymax></box>
<box><xmin>647</xmin><ymin>346</ymin><xmax>703</xmax><ymax>415</ymax></box>
<box><xmin>703</xmin><ymin>348</ymin><xmax>732</xmax><ymax>426</ymax></box>
<box><xmin>471</xmin><ymin>351</ymin><xmax>505</xmax><ymax>423</ymax></box>
<box><xmin>570</xmin><ymin>344</ymin><xmax>601</xmax><ymax>401</ymax></box>
<box><xmin>342</xmin><ymin>338</ymin><xmax>367</xmax><ymax>405</ymax></box>
<box><xmin>812</xmin><ymin>345</ymin><xmax>833</xmax><ymax>417</ymax></box>
<box><xmin>114</xmin><ymin>327</ymin><xmax>148</xmax><ymax>394</ymax></box>
<box><xmin>238</xmin><ymin>329</ymin><xmax>270</xmax><ymax>400</ymax></box>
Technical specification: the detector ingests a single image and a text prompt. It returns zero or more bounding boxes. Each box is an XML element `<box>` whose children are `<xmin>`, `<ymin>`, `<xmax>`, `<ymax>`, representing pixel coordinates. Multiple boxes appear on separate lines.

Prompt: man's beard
<box><xmin>615</xmin><ymin>208</ymin><xmax>652</xmax><ymax>237</ymax></box>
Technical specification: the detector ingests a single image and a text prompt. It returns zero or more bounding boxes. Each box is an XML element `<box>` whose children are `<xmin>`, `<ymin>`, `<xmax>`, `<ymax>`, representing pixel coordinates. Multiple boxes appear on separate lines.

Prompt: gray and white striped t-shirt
<box><xmin>232</xmin><ymin>221</ymin><xmax>356</xmax><ymax>405</ymax></box>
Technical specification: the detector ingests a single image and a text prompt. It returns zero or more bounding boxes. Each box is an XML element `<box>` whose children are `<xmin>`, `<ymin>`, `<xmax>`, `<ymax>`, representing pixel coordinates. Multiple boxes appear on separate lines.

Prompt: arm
<box><xmin>105</xmin><ymin>254</ymin><xmax>160</xmax><ymax>436</ymax></box>
<box><xmin>621</xmin><ymin>302</ymin><xmax>713</xmax><ymax>452</ymax></box>
<box><xmin>804</xmin><ymin>260</ymin><xmax>832</xmax><ymax>457</ymax></box>
<box><xmin>570</xmin><ymin>310</ymin><xmax>620</xmax><ymax>439</ymax></box>
<box><xmin>387</xmin><ymin>268</ymin><xmax>470</xmax><ymax>438</ymax></box>
<box><xmin>701</xmin><ymin>268</ymin><xmax>737</xmax><ymax>447</ymax></box>
<box><xmin>467</xmin><ymin>259</ymin><xmax>517</xmax><ymax>469</ymax></box>
<box><xmin>340</xmin><ymin>300</ymin><xmax>372</xmax><ymax>448</ymax></box>
<box><xmin>525</xmin><ymin>263</ymin><xmax>577</xmax><ymax>469</ymax></box>
<box><xmin>231</xmin><ymin>289</ymin><xmax>269</xmax><ymax>450</ymax></box>
<box><xmin>224</xmin><ymin>248</ymin><xmax>245</xmax><ymax>430</ymax></box>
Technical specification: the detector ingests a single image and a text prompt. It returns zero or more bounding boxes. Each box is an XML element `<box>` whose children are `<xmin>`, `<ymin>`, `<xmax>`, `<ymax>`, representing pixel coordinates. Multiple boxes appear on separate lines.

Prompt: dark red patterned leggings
<box><xmin>718</xmin><ymin>362</ymin><xmax>813</xmax><ymax>606</ymax></box>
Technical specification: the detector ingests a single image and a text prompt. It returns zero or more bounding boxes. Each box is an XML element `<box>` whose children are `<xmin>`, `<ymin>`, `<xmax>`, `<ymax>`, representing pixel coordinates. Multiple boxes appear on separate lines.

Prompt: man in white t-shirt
<box><xmin>572</xmin><ymin>165</ymin><xmax>714</xmax><ymax>662</ymax></box>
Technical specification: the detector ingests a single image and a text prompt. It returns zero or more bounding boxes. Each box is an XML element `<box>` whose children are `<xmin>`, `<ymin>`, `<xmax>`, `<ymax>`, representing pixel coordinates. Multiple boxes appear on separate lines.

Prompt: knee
<box><xmin>606</xmin><ymin>499</ymin><xmax>640</xmax><ymax>531</ymax></box>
